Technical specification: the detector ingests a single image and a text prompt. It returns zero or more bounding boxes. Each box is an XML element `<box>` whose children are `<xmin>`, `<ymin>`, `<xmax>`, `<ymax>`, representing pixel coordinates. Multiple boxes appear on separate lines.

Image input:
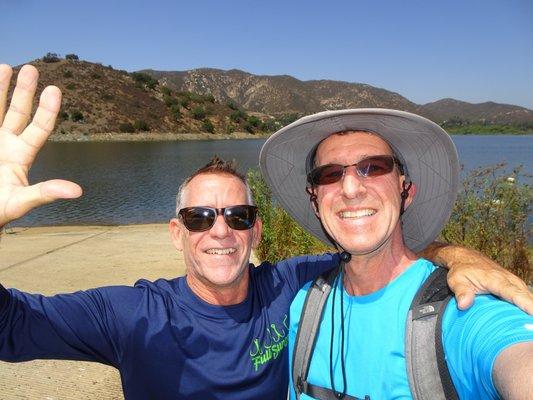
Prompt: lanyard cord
<box><xmin>329</xmin><ymin>261</ymin><xmax>347</xmax><ymax>399</ymax></box>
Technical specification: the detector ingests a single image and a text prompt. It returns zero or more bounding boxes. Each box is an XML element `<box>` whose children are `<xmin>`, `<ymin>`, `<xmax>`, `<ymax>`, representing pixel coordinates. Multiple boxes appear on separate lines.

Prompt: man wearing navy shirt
<box><xmin>0</xmin><ymin>64</ymin><xmax>532</xmax><ymax>399</ymax></box>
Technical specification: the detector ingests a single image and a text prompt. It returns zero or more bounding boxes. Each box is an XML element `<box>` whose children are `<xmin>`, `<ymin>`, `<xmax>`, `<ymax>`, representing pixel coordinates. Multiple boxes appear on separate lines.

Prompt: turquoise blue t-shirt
<box><xmin>288</xmin><ymin>259</ymin><xmax>533</xmax><ymax>399</ymax></box>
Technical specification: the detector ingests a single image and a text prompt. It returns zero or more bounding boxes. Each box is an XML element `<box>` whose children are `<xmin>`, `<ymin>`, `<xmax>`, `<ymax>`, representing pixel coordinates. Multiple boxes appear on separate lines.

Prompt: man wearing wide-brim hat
<box><xmin>260</xmin><ymin>109</ymin><xmax>533</xmax><ymax>399</ymax></box>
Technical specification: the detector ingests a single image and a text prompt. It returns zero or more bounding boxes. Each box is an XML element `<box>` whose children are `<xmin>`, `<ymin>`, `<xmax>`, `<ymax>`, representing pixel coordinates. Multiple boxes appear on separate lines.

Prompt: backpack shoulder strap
<box><xmin>292</xmin><ymin>267</ymin><xmax>338</xmax><ymax>399</ymax></box>
<box><xmin>405</xmin><ymin>266</ymin><xmax>459</xmax><ymax>400</ymax></box>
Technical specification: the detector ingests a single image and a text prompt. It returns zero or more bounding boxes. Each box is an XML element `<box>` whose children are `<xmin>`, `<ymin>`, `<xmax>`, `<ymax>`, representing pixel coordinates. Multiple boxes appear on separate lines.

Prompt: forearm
<box><xmin>417</xmin><ymin>241</ymin><xmax>497</xmax><ymax>270</ymax></box>
<box><xmin>493</xmin><ymin>342</ymin><xmax>533</xmax><ymax>399</ymax></box>
<box><xmin>418</xmin><ymin>242</ymin><xmax>533</xmax><ymax>314</ymax></box>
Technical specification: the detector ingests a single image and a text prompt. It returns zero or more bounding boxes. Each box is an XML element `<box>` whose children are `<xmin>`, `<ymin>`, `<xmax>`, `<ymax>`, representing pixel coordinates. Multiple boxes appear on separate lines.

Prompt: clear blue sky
<box><xmin>2</xmin><ymin>0</ymin><xmax>532</xmax><ymax>108</ymax></box>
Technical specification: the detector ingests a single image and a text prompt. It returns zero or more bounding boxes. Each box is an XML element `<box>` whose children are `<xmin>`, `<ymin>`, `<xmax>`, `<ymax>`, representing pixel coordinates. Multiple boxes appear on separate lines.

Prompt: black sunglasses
<box><xmin>307</xmin><ymin>155</ymin><xmax>401</xmax><ymax>186</ymax></box>
<box><xmin>178</xmin><ymin>205</ymin><xmax>258</xmax><ymax>232</ymax></box>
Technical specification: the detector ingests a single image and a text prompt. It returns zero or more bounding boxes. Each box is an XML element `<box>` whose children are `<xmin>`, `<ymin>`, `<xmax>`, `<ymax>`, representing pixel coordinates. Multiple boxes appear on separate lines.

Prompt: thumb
<box><xmin>38</xmin><ymin>179</ymin><xmax>83</xmax><ymax>202</ymax></box>
<box><xmin>449</xmin><ymin>281</ymin><xmax>476</xmax><ymax>310</ymax></box>
<box><xmin>7</xmin><ymin>179</ymin><xmax>82</xmax><ymax>222</ymax></box>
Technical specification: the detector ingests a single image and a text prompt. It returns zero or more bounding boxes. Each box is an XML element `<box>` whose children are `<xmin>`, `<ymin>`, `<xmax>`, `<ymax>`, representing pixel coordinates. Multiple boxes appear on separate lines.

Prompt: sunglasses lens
<box><xmin>308</xmin><ymin>156</ymin><xmax>396</xmax><ymax>185</ymax></box>
<box><xmin>358</xmin><ymin>156</ymin><xmax>395</xmax><ymax>177</ymax></box>
<box><xmin>179</xmin><ymin>205</ymin><xmax>258</xmax><ymax>232</ymax></box>
<box><xmin>309</xmin><ymin>164</ymin><xmax>345</xmax><ymax>185</ymax></box>
<box><xmin>179</xmin><ymin>207</ymin><xmax>216</xmax><ymax>232</ymax></box>
<box><xmin>225</xmin><ymin>205</ymin><xmax>257</xmax><ymax>230</ymax></box>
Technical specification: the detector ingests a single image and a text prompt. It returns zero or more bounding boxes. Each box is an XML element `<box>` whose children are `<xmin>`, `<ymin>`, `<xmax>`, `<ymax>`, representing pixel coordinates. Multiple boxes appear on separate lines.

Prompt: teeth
<box><xmin>339</xmin><ymin>209</ymin><xmax>376</xmax><ymax>219</ymax></box>
<box><xmin>206</xmin><ymin>248</ymin><xmax>236</xmax><ymax>255</ymax></box>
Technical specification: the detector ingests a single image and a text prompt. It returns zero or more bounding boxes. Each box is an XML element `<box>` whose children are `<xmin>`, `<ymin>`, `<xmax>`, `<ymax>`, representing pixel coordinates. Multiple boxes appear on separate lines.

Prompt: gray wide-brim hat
<box><xmin>259</xmin><ymin>108</ymin><xmax>459</xmax><ymax>253</ymax></box>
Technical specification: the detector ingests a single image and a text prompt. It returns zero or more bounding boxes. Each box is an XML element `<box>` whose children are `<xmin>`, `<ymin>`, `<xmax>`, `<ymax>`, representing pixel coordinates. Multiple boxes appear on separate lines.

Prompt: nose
<box><xmin>341</xmin><ymin>166</ymin><xmax>366</xmax><ymax>199</ymax></box>
<box><xmin>209</xmin><ymin>214</ymin><xmax>231</xmax><ymax>238</ymax></box>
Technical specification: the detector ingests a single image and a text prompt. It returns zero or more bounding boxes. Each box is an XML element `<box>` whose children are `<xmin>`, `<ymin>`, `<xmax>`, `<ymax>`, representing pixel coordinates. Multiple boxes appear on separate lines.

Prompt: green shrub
<box><xmin>260</xmin><ymin>118</ymin><xmax>280</xmax><ymax>132</ymax></box>
<box><xmin>202</xmin><ymin>119</ymin><xmax>215</xmax><ymax>133</ymax></box>
<box><xmin>243</xmin><ymin>122</ymin><xmax>255</xmax><ymax>133</ymax></box>
<box><xmin>230</xmin><ymin>109</ymin><xmax>247</xmax><ymax>122</ymax></box>
<box><xmin>134</xmin><ymin>120</ymin><xmax>149</xmax><ymax>131</ymax></box>
<box><xmin>58</xmin><ymin>111</ymin><xmax>69</xmax><ymax>121</ymax></box>
<box><xmin>247</xmin><ymin>169</ymin><xmax>331</xmax><ymax>263</ymax></box>
<box><xmin>170</xmin><ymin>105</ymin><xmax>181</xmax><ymax>120</ymax></box>
<box><xmin>65</xmin><ymin>54</ymin><xmax>79</xmax><ymax>61</ymax></box>
<box><xmin>277</xmin><ymin>113</ymin><xmax>300</xmax><ymax>127</ymax></box>
<box><xmin>188</xmin><ymin>93</ymin><xmax>206</xmax><ymax>103</ymax></box>
<box><xmin>119</xmin><ymin>123</ymin><xmax>135</xmax><ymax>133</ymax></box>
<box><xmin>63</xmin><ymin>70</ymin><xmax>73</xmax><ymax>79</ymax></box>
<box><xmin>225</xmin><ymin>123</ymin><xmax>236</xmax><ymax>134</ymax></box>
<box><xmin>131</xmin><ymin>72</ymin><xmax>158</xmax><ymax>89</ymax></box>
<box><xmin>440</xmin><ymin>164</ymin><xmax>531</xmax><ymax>284</ymax></box>
<box><xmin>91</xmin><ymin>72</ymin><xmax>102</xmax><ymax>80</ymax></box>
<box><xmin>179</xmin><ymin>98</ymin><xmax>190</xmax><ymax>109</ymax></box>
<box><xmin>65</xmin><ymin>83</ymin><xmax>76</xmax><ymax>90</ymax></box>
<box><xmin>247</xmin><ymin>115</ymin><xmax>261</xmax><ymax>128</ymax></box>
<box><xmin>191</xmin><ymin>106</ymin><xmax>206</xmax><ymax>120</ymax></box>
<box><xmin>164</xmin><ymin>95</ymin><xmax>178</xmax><ymax>107</ymax></box>
<box><xmin>161</xmin><ymin>86</ymin><xmax>172</xmax><ymax>96</ymax></box>
<box><xmin>227</xmin><ymin>101</ymin><xmax>239</xmax><ymax>110</ymax></box>
<box><xmin>70</xmin><ymin>110</ymin><xmax>84</xmax><ymax>122</ymax></box>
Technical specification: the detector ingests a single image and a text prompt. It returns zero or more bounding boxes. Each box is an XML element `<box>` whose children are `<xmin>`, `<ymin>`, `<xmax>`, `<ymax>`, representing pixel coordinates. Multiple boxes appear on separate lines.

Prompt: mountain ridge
<box><xmin>11</xmin><ymin>56</ymin><xmax>532</xmax><ymax>139</ymax></box>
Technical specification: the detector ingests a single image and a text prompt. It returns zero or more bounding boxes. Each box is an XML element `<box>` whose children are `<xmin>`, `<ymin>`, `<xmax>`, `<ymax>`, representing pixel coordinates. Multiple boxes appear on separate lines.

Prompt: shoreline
<box><xmin>47</xmin><ymin>130</ymin><xmax>532</xmax><ymax>142</ymax></box>
<box><xmin>48</xmin><ymin>131</ymin><xmax>271</xmax><ymax>142</ymax></box>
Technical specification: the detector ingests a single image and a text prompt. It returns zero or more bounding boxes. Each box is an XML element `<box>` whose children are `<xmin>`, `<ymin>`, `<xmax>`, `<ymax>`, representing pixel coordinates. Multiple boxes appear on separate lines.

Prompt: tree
<box><xmin>42</xmin><ymin>53</ymin><xmax>61</xmax><ymax>63</ymax></box>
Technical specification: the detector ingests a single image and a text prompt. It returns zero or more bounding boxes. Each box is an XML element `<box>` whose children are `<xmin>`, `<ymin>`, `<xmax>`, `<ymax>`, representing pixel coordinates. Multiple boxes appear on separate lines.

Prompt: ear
<box><xmin>251</xmin><ymin>217</ymin><xmax>263</xmax><ymax>249</ymax></box>
<box><xmin>306</xmin><ymin>186</ymin><xmax>321</xmax><ymax>219</ymax></box>
<box><xmin>169</xmin><ymin>218</ymin><xmax>185</xmax><ymax>251</ymax></box>
<box><xmin>402</xmin><ymin>180</ymin><xmax>417</xmax><ymax>209</ymax></box>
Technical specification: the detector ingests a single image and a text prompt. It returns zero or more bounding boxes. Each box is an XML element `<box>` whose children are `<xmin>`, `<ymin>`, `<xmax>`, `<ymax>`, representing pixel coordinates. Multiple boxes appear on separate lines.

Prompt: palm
<box><xmin>0</xmin><ymin>64</ymin><xmax>81</xmax><ymax>226</ymax></box>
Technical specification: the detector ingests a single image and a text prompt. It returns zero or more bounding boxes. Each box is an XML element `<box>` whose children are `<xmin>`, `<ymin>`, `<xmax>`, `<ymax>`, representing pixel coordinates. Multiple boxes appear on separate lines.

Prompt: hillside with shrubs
<box><xmin>15</xmin><ymin>53</ymin><xmax>277</xmax><ymax>139</ymax></box>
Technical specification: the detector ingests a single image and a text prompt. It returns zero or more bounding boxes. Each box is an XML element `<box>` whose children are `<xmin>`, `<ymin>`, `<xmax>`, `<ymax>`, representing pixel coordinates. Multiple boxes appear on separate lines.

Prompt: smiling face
<box><xmin>169</xmin><ymin>172</ymin><xmax>261</xmax><ymax>302</ymax></box>
<box><xmin>312</xmin><ymin>131</ymin><xmax>413</xmax><ymax>255</ymax></box>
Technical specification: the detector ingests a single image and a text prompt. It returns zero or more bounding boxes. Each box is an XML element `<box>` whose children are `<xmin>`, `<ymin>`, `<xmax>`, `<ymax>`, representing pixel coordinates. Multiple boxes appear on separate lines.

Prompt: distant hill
<box><xmin>11</xmin><ymin>56</ymin><xmax>533</xmax><ymax>139</ymax></box>
<box><xmin>420</xmin><ymin>98</ymin><xmax>533</xmax><ymax>124</ymax></box>
<box><xmin>145</xmin><ymin>68</ymin><xmax>420</xmax><ymax>115</ymax></box>
<box><xmin>146</xmin><ymin>68</ymin><xmax>533</xmax><ymax>129</ymax></box>
<box><xmin>15</xmin><ymin>58</ymin><xmax>265</xmax><ymax>138</ymax></box>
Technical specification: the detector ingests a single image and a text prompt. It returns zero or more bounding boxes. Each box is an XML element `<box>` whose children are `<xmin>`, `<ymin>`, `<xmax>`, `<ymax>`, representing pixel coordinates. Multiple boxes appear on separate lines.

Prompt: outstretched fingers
<box><xmin>20</xmin><ymin>85</ymin><xmax>62</xmax><ymax>151</ymax></box>
<box><xmin>1</xmin><ymin>64</ymin><xmax>39</xmax><ymax>135</ymax></box>
<box><xmin>0</xmin><ymin>64</ymin><xmax>13</xmax><ymax>125</ymax></box>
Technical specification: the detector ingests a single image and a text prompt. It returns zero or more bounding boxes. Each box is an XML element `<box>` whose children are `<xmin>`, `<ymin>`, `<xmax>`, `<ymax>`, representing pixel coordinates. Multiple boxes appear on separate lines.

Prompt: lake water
<box><xmin>12</xmin><ymin>135</ymin><xmax>532</xmax><ymax>227</ymax></box>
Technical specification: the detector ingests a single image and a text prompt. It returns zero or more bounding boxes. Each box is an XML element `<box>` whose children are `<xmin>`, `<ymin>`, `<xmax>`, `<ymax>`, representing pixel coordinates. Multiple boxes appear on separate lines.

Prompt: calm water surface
<box><xmin>13</xmin><ymin>135</ymin><xmax>532</xmax><ymax>227</ymax></box>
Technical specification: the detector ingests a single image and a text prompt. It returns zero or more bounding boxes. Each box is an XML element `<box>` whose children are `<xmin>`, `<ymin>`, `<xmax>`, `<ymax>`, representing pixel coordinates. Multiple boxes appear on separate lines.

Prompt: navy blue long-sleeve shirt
<box><xmin>0</xmin><ymin>254</ymin><xmax>337</xmax><ymax>399</ymax></box>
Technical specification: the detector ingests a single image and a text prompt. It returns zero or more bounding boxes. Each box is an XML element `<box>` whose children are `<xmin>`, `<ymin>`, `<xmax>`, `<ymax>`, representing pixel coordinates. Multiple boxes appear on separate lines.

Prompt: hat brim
<box><xmin>259</xmin><ymin>108</ymin><xmax>459</xmax><ymax>253</ymax></box>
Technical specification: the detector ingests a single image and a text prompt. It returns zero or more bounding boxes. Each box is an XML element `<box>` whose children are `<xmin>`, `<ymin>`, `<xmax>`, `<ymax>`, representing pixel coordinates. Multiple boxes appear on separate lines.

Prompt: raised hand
<box><xmin>0</xmin><ymin>64</ymin><xmax>82</xmax><ymax>227</ymax></box>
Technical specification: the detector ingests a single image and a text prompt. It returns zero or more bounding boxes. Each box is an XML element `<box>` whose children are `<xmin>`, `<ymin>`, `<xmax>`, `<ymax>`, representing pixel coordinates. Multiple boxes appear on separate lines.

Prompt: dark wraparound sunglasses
<box><xmin>178</xmin><ymin>205</ymin><xmax>258</xmax><ymax>232</ymax></box>
<box><xmin>307</xmin><ymin>155</ymin><xmax>401</xmax><ymax>186</ymax></box>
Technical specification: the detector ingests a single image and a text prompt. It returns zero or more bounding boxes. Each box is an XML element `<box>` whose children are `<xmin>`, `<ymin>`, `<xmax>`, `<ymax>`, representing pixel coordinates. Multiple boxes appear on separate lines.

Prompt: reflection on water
<box><xmin>13</xmin><ymin>135</ymin><xmax>532</xmax><ymax>227</ymax></box>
